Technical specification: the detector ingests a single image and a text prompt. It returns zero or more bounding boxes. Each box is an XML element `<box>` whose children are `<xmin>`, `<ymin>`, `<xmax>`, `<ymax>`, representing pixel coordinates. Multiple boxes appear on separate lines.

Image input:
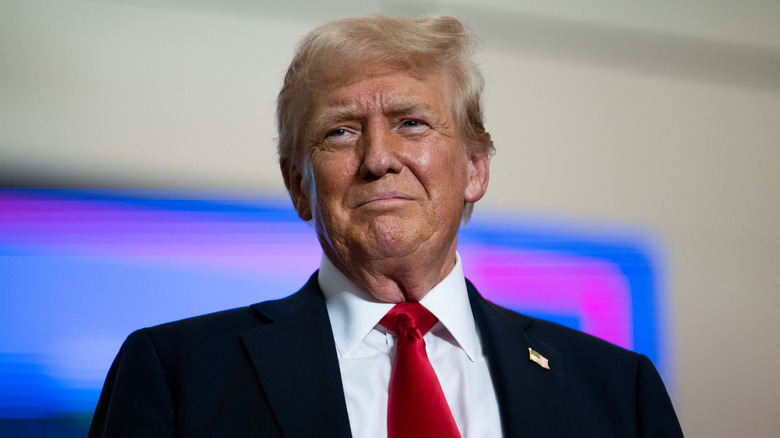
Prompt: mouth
<box><xmin>355</xmin><ymin>191</ymin><xmax>413</xmax><ymax>208</ymax></box>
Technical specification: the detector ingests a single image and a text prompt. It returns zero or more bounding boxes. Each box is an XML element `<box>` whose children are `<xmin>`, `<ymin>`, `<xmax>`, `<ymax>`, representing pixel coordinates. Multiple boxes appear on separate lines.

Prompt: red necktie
<box><xmin>380</xmin><ymin>302</ymin><xmax>462</xmax><ymax>438</ymax></box>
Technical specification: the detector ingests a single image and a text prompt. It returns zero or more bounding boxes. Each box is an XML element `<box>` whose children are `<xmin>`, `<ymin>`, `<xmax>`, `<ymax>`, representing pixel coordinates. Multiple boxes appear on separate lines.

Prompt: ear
<box><xmin>280</xmin><ymin>158</ymin><xmax>313</xmax><ymax>221</ymax></box>
<box><xmin>464</xmin><ymin>152</ymin><xmax>490</xmax><ymax>203</ymax></box>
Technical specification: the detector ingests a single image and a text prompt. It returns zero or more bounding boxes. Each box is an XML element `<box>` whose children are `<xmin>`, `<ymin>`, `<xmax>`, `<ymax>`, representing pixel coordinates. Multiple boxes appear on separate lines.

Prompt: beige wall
<box><xmin>3</xmin><ymin>0</ymin><xmax>780</xmax><ymax>435</ymax></box>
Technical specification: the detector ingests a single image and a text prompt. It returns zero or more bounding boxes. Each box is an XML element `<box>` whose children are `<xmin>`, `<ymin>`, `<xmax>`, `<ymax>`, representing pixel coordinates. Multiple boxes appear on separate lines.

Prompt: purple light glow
<box><xmin>1</xmin><ymin>190</ymin><xmax>663</xmax><ymax>426</ymax></box>
<box><xmin>461</xmin><ymin>245</ymin><xmax>632</xmax><ymax>349</ymax></box>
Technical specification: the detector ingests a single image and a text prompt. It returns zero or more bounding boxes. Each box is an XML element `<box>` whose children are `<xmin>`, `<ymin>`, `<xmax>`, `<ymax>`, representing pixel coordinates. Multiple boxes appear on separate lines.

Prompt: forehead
<box><xmin>313</xmin><ymin>66</ymin><xmax>454</xmax><ymax>115</ymax></box>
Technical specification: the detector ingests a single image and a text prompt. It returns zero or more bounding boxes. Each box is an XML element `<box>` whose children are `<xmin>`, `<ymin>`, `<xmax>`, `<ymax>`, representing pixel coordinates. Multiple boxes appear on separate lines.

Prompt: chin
<box><xmin>360</xmin><ymin>228</ymin><xmax>431</xmax><ymax>260</ymax></box>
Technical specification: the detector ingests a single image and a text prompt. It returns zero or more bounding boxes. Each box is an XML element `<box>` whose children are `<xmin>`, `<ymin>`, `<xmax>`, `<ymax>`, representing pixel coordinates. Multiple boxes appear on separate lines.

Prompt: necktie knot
<box><xmin>380</xmin><ymin>302</ymin><xmax>438</xmax><ymax>335</ymax></box>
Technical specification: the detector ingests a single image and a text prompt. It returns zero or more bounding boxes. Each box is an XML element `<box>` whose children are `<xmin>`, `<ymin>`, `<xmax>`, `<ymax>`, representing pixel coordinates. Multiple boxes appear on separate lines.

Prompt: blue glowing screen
<box><xmin>0</xmin><ymin>189</ymin><xmax>668</xmax><ymax>436</ymax></box>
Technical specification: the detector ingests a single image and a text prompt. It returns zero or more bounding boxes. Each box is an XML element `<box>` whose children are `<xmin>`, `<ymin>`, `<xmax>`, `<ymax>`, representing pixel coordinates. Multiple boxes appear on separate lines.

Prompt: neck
<box><xmin>324</xmin><ymin>242</ymin><xmax>458</xmax><ymax>303</ymax></box>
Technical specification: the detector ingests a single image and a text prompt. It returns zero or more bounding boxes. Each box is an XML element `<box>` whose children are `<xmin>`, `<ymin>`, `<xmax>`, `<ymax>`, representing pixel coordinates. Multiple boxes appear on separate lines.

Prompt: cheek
<box><xmin>311</xmin><ymin>153</ymin><xmax>358</xmax><ymax>202</ymax></box>
<box><xmin>414</xmin><ymin>147</ymin><xmax>434</xmax><ymax>170</ymax></box>
<box><xmin>417</xmin><ymin>148</ymin><xmax>469</xmax><ymax>188</ymax></box>
<box><xmin>409</xmin><ymin>146</ymin><xmax>451</xmax><ymax>189</ymax></box>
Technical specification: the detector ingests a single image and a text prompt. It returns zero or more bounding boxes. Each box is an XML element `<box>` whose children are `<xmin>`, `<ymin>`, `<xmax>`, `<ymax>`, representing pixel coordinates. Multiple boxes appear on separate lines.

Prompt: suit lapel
<box><xmin>468</xmin><ymin>281</ymin><xmax>566</xmax><ymax>438</ymax></box>
<box><xmin>240</xmin><ymin>274</ymin><xmax>352</xmax><ymax>438</ymax></box>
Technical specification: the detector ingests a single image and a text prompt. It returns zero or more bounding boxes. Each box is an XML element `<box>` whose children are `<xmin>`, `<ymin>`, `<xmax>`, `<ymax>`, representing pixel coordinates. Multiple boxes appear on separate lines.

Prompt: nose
<box><xmin>358</xmin><ymin>121</ymin><xmax>404</xmax><ymax>179</ymax></box>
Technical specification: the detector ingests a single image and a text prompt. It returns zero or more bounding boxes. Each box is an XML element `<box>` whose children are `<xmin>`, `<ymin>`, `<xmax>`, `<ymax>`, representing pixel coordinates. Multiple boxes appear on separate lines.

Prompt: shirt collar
<box><xmin>318</xmin><ymin>252</ymin><xmax>479</xmax><ymax>362</ymax></box>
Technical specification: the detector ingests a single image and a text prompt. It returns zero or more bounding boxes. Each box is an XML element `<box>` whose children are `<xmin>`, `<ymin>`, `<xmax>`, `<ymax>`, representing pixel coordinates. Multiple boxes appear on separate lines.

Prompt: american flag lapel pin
<box><xmin>528</xmin><ymin>348</ymin><xmax>550</xmax><ymax>370</ymax></box>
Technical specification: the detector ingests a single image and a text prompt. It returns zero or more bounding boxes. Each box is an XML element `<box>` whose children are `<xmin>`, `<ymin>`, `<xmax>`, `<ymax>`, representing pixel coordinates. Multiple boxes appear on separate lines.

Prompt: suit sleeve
<box><xmin>88</xmin><ymin>329</ymin><xmax>176</xmax><ymax>437</ymax></box>
<box><xmin>636</xmin><ymin>354</ymin><xmax>684</xmax><ymax>437</ymax></box>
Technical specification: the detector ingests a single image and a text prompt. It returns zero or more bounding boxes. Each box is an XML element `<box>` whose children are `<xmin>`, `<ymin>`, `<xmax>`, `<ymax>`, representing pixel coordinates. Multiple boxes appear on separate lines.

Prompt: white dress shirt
<box><xmin>318</xmin><ymin>253</ymin><xmax>503</xmax><ymax>438</ymax></box>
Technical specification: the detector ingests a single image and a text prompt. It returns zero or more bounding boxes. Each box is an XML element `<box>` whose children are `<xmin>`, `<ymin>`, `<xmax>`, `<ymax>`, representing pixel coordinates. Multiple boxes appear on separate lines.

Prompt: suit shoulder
<box><xmin>124</xmin><ymin>305</ymin><xmax>274</xmax><ymax>361</ymax></box>
<box><xmin>141</xmin><ymin>305</ymin><xmax>265</xmax><ymax>337</ymax></box>
<box><xmin>118</xmin><ymin>303</ymin><xmax>275</xmax><ymax>373</ymax></box>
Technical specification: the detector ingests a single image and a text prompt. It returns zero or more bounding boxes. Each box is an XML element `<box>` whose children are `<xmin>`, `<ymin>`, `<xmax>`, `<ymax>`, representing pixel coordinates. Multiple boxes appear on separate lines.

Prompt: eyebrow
<box><xmin>309</xmin><ymin>100</ymin><xmax>439</xmax><ymax>139</ymax></box>
<box><xmin>309</xmin><ymin>107</ymin><xmax>361</xmax><ymax>138</ymax></box>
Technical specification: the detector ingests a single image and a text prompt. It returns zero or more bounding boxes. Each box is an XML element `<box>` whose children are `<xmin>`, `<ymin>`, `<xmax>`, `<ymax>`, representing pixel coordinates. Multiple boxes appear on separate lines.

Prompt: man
<box><xmin>89</xmin><ymin>15</ymin><xmax>683</xmax><ymax>437</ymax></box>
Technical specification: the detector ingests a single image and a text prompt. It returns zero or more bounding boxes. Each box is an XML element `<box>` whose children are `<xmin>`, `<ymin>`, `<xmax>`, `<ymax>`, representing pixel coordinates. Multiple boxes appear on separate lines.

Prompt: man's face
<box><xmin>284</xmin><ymin>66</ymin><xmax>490</xmax><ymax>275</ymax></box>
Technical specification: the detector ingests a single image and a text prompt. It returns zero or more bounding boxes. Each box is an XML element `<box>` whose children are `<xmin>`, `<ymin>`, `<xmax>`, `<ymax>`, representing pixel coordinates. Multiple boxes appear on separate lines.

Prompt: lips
<box><xmin>355</xmin><ymin>191</ymin><xmax>413</xmax><ymax>208</ymax></box>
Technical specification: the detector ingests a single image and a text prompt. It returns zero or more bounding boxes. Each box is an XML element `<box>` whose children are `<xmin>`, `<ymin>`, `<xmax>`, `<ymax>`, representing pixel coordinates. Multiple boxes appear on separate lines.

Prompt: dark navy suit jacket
<box><xmin>89</xmin><ymin>273</ymin><xmax>683</xmax><ymax>437</ymax></box>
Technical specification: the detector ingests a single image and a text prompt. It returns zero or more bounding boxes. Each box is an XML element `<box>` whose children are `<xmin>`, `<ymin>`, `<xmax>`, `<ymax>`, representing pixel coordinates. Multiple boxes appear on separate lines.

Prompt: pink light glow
<box><xmin>1</xmin><ymin>193</ymin><xmax>322</xmax><ymax>278</ymax></box>
<box><xmin>2</xmin><ymin>192</ymin><xmax>634</xmax><ymax>348</ymax></box>
<box><xmin>460</xmin><ymin>245</ymin><xmax>633</xmax><ymax>349</ymax></box>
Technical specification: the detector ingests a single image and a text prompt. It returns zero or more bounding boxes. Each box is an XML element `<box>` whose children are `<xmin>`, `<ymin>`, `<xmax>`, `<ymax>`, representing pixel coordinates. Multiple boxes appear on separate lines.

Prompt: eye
<box><xmin>320</xmin><ymin>127</ymin><xmax>357</xmax><ymax>150</ymax></box>
<box><xmin>326</xmin><ymin>128</ymin><xmax>347</xmax><ymax>138</ymax></box>
<box><xmin>401</xmin><ymin>120</ymin><xmax>422</xmax><ymax>128</ymax></box>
